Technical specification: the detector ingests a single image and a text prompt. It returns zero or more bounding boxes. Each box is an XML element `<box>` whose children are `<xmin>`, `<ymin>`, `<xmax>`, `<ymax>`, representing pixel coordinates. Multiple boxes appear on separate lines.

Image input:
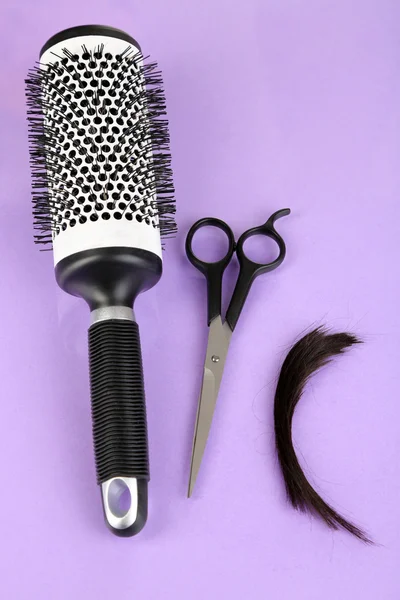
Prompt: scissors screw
<box><xmin>211</xmin><ymin>355</ymin><xmax>220</xmax><ymax>363</ymax></box>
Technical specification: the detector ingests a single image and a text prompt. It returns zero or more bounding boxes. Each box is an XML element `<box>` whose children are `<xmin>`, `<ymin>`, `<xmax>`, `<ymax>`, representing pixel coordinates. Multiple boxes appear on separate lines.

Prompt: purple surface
<box><xmin>0</xmin><ymin>0</ymin><xmax>399</xmax><ymax>597</ymax></box>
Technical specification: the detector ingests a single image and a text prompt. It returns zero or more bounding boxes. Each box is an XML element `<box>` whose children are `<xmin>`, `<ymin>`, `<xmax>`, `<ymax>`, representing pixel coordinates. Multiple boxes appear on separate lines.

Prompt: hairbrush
<box><xmin>26</xmin><ymin>25</ymin><xmax>176</xmax><ymax>536</ymax></box>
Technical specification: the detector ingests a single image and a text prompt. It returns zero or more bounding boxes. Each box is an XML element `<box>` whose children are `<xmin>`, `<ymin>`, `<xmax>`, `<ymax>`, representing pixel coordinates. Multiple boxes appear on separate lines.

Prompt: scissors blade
<box><xmin>188</xmin><ymin>316</ymin><xmax>232</xmax><ymax>497</ymax></box>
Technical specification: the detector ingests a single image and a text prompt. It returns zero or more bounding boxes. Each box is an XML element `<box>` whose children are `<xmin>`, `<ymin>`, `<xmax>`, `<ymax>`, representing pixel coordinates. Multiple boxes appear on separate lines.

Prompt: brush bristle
<box><xmin>25</xmin><ymin>43</ymin><xmax>176</xmax><ymax>249</ymax></box>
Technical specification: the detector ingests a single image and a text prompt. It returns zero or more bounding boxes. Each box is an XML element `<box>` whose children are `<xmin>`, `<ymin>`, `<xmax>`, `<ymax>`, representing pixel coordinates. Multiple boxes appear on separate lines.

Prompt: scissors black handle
<box><xmin>185</xmin><ymin>209</ymin><xmax>290</xmax><ymax>330</ymax></box>
<box><xmin>185</xmin><ymin>217</ymin><xmax>236</xmax><ymax>325</ymax></box>
<box><xmin>226</xmin><ymin>208</ymin><xmax>290</xmax><ymax>330</ymax></box>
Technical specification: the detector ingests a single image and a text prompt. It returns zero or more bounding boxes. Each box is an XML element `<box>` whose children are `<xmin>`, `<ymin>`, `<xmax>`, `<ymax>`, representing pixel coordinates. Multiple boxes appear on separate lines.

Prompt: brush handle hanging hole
<box><xmin>106</xmin><ymin>478</ymin><xmax>132</xmax><ymax>518</ymax></box>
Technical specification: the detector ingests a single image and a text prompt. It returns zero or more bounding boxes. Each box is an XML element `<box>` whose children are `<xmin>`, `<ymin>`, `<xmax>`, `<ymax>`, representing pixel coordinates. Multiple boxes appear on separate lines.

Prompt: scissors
<box><xmin>186</xmin><ymin>208</ymin><xmax>291</xmax><ymax>497</ymax></box>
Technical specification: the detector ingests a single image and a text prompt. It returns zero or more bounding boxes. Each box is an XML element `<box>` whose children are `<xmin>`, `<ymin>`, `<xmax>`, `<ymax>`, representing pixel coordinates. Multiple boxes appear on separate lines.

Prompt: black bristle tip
<box><xmin>25</xmin><ymin>45</ymin><xmax>176</xmax><ymax>247</ymax></box>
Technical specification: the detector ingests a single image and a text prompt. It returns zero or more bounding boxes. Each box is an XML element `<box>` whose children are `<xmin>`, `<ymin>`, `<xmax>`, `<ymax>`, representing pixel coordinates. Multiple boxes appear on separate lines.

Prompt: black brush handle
<box><xmin>88</xmin><ymin>319</ymin><xmax>149</xmax><ymax>537</ymax></box>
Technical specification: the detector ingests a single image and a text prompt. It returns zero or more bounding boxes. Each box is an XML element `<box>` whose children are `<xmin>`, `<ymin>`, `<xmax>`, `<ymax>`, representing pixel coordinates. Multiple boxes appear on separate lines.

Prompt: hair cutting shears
<box><xmin>186</xmin><ymin>208</ymin><xmax>290</xmax><ymax>497</ymax></box>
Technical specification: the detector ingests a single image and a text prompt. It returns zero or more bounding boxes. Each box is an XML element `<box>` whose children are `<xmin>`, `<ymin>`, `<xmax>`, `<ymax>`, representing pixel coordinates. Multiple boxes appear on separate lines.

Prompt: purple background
<box><xmin>1</xmin><ymin>0</ymin><xmax>399</xmax><ymax>598</ymax></box>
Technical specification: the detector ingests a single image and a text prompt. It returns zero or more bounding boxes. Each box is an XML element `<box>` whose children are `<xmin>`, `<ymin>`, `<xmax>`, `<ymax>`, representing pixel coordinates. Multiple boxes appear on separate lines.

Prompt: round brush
<box><xmin>26</xmin><ymin>25</ymin><xmax>176</xmax><ymax>536</ymax></box>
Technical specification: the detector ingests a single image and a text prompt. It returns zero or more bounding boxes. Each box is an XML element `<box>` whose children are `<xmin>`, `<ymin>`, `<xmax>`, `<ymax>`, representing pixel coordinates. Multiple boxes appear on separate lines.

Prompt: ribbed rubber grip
<box><xmin>88</xmin><ymin>319</ymin><xmax>149</xmax><ymax>484</ymax></box>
